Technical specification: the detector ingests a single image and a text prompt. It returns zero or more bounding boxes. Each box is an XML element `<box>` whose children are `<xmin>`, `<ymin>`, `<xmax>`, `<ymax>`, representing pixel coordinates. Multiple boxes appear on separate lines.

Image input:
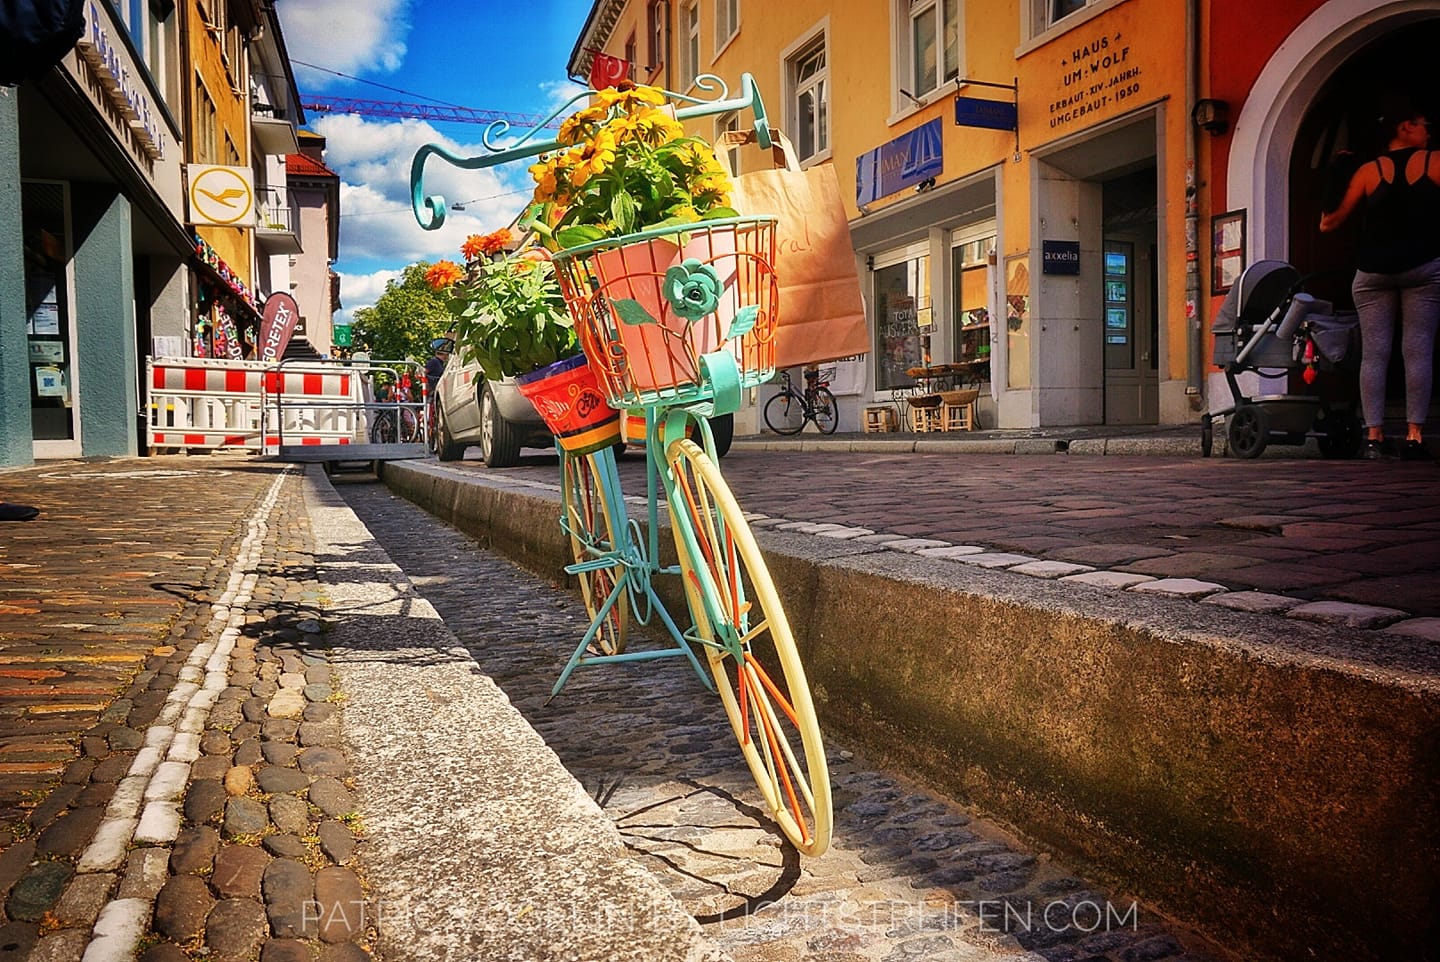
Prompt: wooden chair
<box><xmin>939</xmin><ymin>390</ymin><xmax>979</xmax><ymax>432</ymax></box>
<box><xmin>908</xmin><ymin>394</ymin><xmax>943</xmax><ymax>432</ymax></box>
<box><xmin>864</xmin><ymin>405</ymin><xmax>898</xmax><ymax>433</ymax></box>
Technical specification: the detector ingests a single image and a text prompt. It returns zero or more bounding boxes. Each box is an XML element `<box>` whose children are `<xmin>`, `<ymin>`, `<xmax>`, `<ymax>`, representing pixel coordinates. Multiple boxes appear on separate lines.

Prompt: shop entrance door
<box><xmin>23</xmin><ymin>181</ymin><xmax>81</xmax><ymax>458</ymax></box>
<box><xmin>1101</xmin><ymin>230</ymin><xmax>1159</xmax><ymax>424</ymax></box>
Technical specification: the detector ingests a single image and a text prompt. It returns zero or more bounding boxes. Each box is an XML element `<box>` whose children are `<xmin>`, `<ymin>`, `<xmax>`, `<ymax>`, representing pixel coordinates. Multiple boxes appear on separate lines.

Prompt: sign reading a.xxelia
<box><xmin>1047</xmin><ymin>31</ymin><xmax>1144</xmax><ymax>129</ymax></box>
<box><xmin>1042</xmin><ymin>240</ymin><xmax>1081</xmax><ymax>275</ymax></box>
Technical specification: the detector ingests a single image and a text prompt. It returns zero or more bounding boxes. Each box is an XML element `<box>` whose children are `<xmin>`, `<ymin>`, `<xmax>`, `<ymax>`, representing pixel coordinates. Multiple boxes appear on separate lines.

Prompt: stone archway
<box><xmin>1225</xmin><ymin>0</ymin><xmax>1439</xmax><ymax>261</ymax></box>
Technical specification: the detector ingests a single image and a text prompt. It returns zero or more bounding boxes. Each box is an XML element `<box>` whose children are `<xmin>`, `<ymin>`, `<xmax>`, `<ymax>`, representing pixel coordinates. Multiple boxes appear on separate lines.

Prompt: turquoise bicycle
<box><xmin>413</xmin><ymin>76</ymin><xmax>831</xmax><ymax>856</ymax></box>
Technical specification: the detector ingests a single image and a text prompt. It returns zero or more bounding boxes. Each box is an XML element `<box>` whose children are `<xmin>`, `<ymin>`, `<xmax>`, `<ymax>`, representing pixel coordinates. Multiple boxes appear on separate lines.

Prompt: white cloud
<box><xmin>276</xmin><ymin>0</ymin><xmax>411</xmax><ymax>86</ymax></box>
<box><xmin>310</xmin><ymin>113</ymin><xmax>535</xmax><ymax>270</ymax></box>
<box><xmin>334</xmin><ymin>267</ymin><xmax>402</xmax><ymax>328</ymax></box>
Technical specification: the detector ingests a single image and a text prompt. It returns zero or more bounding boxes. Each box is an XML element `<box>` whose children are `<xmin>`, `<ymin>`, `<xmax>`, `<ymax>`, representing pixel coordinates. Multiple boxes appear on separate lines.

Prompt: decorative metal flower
<box><xmin>663</xmin><ymin>259</ymin><xmax>723</xmax><ymax>321</ymax></box>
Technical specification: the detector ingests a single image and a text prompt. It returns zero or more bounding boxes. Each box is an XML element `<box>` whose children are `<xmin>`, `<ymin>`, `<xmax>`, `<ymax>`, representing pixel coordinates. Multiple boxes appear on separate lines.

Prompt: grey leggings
<box><xmin>1352</xmin><ymin>256</ymin><xmax>1440</xmax><ymax>429</ymax></box>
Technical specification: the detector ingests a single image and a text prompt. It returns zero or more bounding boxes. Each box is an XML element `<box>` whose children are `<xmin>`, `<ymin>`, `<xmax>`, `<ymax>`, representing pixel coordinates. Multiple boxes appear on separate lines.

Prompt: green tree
<box><xmin>350</xmin><ymin>262</ymin><xmax>455</xmax><ymax>364</ymax></box>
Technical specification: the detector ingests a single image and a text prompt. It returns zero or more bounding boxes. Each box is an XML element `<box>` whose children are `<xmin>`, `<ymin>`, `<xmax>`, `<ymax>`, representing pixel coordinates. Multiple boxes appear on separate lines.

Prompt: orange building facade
<box><xmin>571</xmin><ymin>0</ymin><xmax>1196</xmax><ymax>429</ymax></box>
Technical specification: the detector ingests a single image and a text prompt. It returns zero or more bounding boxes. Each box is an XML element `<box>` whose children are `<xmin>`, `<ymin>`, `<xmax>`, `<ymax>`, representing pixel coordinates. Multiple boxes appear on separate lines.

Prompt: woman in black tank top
<box><xmin>1321</xmin><ymin>95</ymin><xmax>1440</xmax><ymax>461</ymax></box>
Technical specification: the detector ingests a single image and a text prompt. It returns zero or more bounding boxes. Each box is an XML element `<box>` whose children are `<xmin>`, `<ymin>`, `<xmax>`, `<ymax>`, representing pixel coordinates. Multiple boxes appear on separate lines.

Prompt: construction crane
<box><xmin>299</xmin><ymin>94</ymin><xmax>558</xmax><ymax>130</ymax></box>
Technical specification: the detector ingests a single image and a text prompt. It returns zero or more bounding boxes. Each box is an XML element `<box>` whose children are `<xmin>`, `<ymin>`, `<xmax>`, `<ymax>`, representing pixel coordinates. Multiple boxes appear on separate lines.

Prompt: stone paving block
<box><xmin>134</xmin><ymin>800</ymin><xmax>181</xmax><ymax>844</ymax></box>
<box><xmin>883</xmin><ymin>538</ymin><xmax>953</xmax><ymax>553</ymax></box>
<box><xmin>950</xmin><ymin>552</ymin><xmax>1037</xmax><ymax>569</ymax></box>
<box><xmin>144</xmin><ymin>761</ymin><xmax>191</xmax><ymax>801</ymax></box>
<box><xmin>155</xmin><ymin>874</ymin><xmax>215</xmax><ymax>942</ymax></box>
<box><xmin>914</xmin><ymin>545</ymin><xmax>986</xmax><ymax>558</ymax></box>
<box><xmin>27</xmin><ymin>928</ymin><xmax>89</xmax><ymax>962</ymax></box>
<box><xmin>1201</xmin><ymin>591</ymin><xmax>1303</xmax><ymax>614</ymax></box>
<box><xmin>117</xmin><ymin>848</ymin><xmax>171</xmax><ymax>901</ymax></box>
<box><xmin>815</xmin><ymin>525</ymin><xmax>876</xmax><ymax>539</ymax></box>
<box><xmin>1059</xmin><ymin>570</ymin><xmax>1157</xmax><ymax>590</ymax></box>
<box><xmin>1009</xmin><ymin>560</ymin><xmax>1095</xmax><ymax>579</ymax></box>
<box><xmin>1285</xmin><ymin>601</ymin><xmax>1408</xmax><ymax>629</ymax></box>
<box><xmin>214</xmin><ymin>845</ymin><xmax>271</xmax><ymax>900</ymax></box>
<box><xmin>76</xmin><ymin>817</ymin><xmax>139</xmax><ymax>873</ymax></box>
<box><xmin>85</xmin><ymin>898</ymin><xmax>151</xmax><ymax>962</ymax></box>
<box><xmin>313</xmin><ymin>866</ymin><xmax>366</xmax><ymax>943</ymax></box>
<box><xmin>206</xmin><ymin>897</ymin><xmax>269</xmax><ymax>960</ymax></box>
<box><xmin>853</xmin><ymin>533</ymin><xmax>907</xmax><ymax>544</ymax></box>
<box><xmin>1128</xmin><ymin>578</ymin><xmax>1227</xmax><ymax>600</ymax></box>
<box><xmin>54</xmin><ymin>870</ymin><xmax>114</xmax><ymax>927</ymax></box>
<box><xmin>8</xmin><ymin>860</ymin><xmax>74</xmax><ymax>920</ymax></box>
<box><xmin>1381</xmin><ymin>617</ymin><xmax>1440</xmax><ymax>642</ymax></box>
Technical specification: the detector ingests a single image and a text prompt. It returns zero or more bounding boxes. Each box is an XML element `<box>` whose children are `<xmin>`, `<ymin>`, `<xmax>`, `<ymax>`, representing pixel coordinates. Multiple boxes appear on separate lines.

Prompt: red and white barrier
<box><xmin>145</xmin><ymin>357</ymin><xmax>364</xmax><ymax>452</ymax></box>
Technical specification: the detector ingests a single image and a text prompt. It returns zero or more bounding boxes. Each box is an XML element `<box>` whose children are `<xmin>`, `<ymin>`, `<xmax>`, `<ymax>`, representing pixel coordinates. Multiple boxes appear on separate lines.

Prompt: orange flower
<box><xmin>425</xmin><ymin>260</ymin><xmax>463</xmax><ymax>289</ymax></box>
<box><xmin>460</xmin><ymin>234</ymin><xmax>486</xmax><ymax>261</ymax></box>
<box><xmin>480</xmin><ymin>228</ymin><xmax>514</xmax><ymax>255</ymax></box>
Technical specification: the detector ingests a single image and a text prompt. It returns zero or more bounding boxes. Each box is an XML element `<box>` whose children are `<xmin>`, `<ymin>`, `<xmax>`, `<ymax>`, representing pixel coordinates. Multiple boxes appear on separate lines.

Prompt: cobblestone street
<box><xmin>337</xmin><ymin>478</ymin><xmax>1221</xmax><ymax>962</ymax></box>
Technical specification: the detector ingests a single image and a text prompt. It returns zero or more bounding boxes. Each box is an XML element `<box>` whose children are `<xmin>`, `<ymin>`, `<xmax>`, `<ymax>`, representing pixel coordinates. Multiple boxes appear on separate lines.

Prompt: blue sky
<box><xmin>275</xmin><ymin>0</ymin><xmax>594</xmax><ymax>323</ymax></box>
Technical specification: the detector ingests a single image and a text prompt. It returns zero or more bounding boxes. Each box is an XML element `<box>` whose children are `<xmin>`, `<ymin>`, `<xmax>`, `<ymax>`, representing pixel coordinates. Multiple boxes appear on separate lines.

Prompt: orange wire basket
<box><xmin>551</xmin><ymin>216</ymin><xmax>779</xmax><ymax>409</ymax></box>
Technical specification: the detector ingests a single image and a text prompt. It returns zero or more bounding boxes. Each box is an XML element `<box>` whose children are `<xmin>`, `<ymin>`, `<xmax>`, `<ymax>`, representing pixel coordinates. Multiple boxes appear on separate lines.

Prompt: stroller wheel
<box><xmin>1227</xmin><ymin>405</ymin><xmax>1269</xmax><ymax>459</ymax></box>
<box><xmin>1201</xmin><ymin>414</ymin><xmax>1214</xmax><ymax>457</ymax></box>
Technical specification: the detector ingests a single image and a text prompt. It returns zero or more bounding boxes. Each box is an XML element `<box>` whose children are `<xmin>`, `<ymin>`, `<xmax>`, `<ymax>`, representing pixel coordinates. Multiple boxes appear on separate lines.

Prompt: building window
<box><xmin>1031</xmin><ymin>0</ymin><xmax>1095</xmax><ymax>35</ymax></box>
<box><xmin>647</xmin><ymin>0</ymin><xmax>665</xmax><ymax>74</ymax></box>
<box><xmin>716</xmin><ymin>0</ymin><xmax>739</xmax><ymax>52</ymax></box>
<box><xmin>951</xmin><ymin>228</ymin><xmax>996</xmax><ymax>372</ymax></box>
<box><xmin>899</xmin><ymin>0</ymin><xmax>961</xmax><ymax>100</ymax></box>
<box><xmin>717</xmin><ymin>111</ymin><xmax>741</xmax><ymax>176</ymax></box>
<box><xmin>624</xmin><ymin>32</ymin><xmax>638</xmax><ymax>80</ymax></box>
<box><xmin>874</xmin><ymin>245</ymin><xmax>931</xmax><ymax>391</ymax></box>
<box><xmin>679</xmin><ymin>1</ymin><xmax>699</xmax><ymax>89</ymax></box>
<box><xmin>193</xmin><ymin>72</ymin><xmax>218</xmax><ymax>163</ymax></box>
<box><xmin>785</xmin><ymin>32</ymin><xmax>828</xmax><ymax>163</ymax></box>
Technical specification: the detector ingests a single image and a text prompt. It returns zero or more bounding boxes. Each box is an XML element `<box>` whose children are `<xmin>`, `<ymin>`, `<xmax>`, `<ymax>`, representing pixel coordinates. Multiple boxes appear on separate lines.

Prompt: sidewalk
<box><xmin>0</xmin><ymin>457</ymin><xmax>711</xmax><ymax>961</ymax></box>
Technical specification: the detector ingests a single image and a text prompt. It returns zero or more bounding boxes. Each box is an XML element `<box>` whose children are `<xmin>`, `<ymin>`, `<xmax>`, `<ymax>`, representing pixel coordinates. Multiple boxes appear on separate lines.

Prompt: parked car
<box><xmin>430</xmin><ymin>341</ymin><xmax>732</xmax><ymax>467</ymax></box>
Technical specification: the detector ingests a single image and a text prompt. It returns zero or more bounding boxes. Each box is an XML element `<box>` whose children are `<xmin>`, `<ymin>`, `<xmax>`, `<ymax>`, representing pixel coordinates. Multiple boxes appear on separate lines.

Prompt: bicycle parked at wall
<box><xmin>410</xmin><ymin>73</ymin><xmax>831</xmax><ymax>857</ymax></box>
<box><xmin>764</xmin><ymin>367</ymin><xmax>839</xmax><ymax>435</ymax></box>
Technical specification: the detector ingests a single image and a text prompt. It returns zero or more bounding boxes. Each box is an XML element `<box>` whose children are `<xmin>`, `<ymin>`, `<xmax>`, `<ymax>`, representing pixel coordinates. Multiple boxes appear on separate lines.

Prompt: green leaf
<box><xmin>555</xmin><ymin>224</ymin><xmax>607</xmax><ymax>249</ymax></box>
<box><xmin>727</xmin><ymin>304</ymin><xmax>760</xmax><ymax>340</ymax></box>
<box><xmin>700</xmin><ymin>206</ymin><xmax>740</xmax><ymax>221</ymax></box>
<box><xmin>611</xmin><ymin>298</ymin><xmax>658</xmax><ymax>327</ymax></box>
<box><xmin>611</xmin><ymin>190</ymin><xmax>638</xmax><ymax>235</ymax></box>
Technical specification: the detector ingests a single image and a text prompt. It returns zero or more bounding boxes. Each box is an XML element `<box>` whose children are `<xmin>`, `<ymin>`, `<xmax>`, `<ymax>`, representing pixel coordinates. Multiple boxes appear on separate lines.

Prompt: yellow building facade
<box><xmin>572</xmin><ymin>0</ymin><xmax>1195</xmax><ymax>428</ymax></box>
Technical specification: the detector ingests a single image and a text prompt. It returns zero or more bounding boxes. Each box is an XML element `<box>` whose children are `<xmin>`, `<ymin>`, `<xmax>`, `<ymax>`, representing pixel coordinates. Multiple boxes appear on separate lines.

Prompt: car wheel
<box><xmin>434</xmin><ymin>404</ymin><xmax>466</xmax><ymax>462</ymax></box>
<box><xmin>705</xmin><ymin>413</ymin><xmax>734</xmax><ymax>458</ymax></box>
<box><xmin>480</xmin><ymin>383</ymin><xmax>523</xmax><ymax>468</ymax></box>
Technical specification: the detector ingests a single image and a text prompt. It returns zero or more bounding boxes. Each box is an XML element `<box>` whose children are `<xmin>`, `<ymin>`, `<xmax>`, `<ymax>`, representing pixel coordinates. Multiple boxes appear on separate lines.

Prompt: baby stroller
<box><xmin>1203</xmin><ymin>259</ymin><xmax>1360</xmax><ymax>458</ymax></box>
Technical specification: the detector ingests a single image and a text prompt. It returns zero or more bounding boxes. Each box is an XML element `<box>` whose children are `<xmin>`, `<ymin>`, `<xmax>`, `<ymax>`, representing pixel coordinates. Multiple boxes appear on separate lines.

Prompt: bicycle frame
<box><xmin>551</xmin><ymin>405</ymin><xmax>749</xmax><ymax>696</ymax></box>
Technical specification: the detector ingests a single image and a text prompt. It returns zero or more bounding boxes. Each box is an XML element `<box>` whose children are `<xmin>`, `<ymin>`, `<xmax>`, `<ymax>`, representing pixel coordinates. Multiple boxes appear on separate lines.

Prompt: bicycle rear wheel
<box><xmin>561</xmin><ymin>451</ymin><xmax>628</xmax><ymax>655</ymax></box>
<box><xmin>763</xmin><ymin>391</ymin><xmax>806</xmax><ymax>435</ymax></box>
<box><xmin>666</xmin><ymin>438</ymin><xmax>831</xmax><ymax>856</ymax></box>
<box><xmin>813</xmin><ymin>387</ymin><xmax>839</xmax><ymax>434</ymax></box>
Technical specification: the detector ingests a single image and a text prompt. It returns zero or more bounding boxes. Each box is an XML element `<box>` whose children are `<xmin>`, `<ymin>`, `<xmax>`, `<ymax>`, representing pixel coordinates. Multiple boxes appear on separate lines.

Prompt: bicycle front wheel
<box><xmin>763</xmin><ymin>391</ymin><xmax>806</xmax><ymax>435</ymax></box>
<box><xmin>666</xmin><ymin>439</ymin><xmax>831</xmax><ymax>856</ymax></box>
<box><xmin>813</xmin><ymin>387</ymin><xmax>839</xmax><ymax>434</ymax></box>
<box><xmin>561</xmin><ymin>451</ymin><xmax>628</xmax><ymax>655</ymax></box>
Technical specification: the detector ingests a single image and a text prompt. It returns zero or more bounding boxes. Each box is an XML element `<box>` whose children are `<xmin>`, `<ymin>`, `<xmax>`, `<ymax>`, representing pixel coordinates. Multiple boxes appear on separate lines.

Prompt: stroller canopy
<box><xmin>1213</xmin><ymin>260</ymin><xmax>1301</xmax><ymax>335</ymax></box>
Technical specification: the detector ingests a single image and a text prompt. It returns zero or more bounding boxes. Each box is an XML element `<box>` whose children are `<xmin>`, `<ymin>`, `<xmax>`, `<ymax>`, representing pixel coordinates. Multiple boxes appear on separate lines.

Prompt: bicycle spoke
<box><xmin>666</xmin><ymin>439</ymin><xmax>831</xmax><ymax>855</ymax></box>
<box><xmin>562</xmin><ymin>452</ymin><xmax>627</xmax><ymax>655</ymax></box>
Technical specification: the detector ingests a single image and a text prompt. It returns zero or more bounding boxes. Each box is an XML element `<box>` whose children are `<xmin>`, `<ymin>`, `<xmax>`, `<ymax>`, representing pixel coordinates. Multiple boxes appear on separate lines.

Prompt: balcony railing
<box><xmin>256</xmin><ymin>188</ymin><xmax>301</xmax><ymax>254</ymax></box>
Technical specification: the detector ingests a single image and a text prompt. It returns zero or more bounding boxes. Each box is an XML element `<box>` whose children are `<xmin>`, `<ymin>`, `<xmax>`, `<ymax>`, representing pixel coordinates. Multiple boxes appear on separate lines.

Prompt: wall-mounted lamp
<box><xmin>899</xmin><ymin>88</ymin><xmax>925</xmax><ymax>108</ymax></box>
<box><xmin>857</xmin><ymin>203</ymin><xmax>872</xmax><ymax>216</ymax></box>
<box><xmin>1192</xmin><ymin>98</ymin><xmax>1230</xmax><ymax>135</ymax></box>
<box><xmin>914</xmin><ymin>177</ymin><xmax>936</xmax><ymax>194</ymax></box>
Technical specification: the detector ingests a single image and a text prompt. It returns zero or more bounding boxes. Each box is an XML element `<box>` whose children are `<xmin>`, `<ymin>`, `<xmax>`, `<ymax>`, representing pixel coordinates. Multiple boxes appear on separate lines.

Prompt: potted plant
<box><xmin>426</xmin><ymin>227</ymin><xmax>621</xmax><ymax>455</ymax></box>
<box><xmin>525</xmin><ymin>82</ymin><xmax>777</xmax><ymax>404</ymax></box>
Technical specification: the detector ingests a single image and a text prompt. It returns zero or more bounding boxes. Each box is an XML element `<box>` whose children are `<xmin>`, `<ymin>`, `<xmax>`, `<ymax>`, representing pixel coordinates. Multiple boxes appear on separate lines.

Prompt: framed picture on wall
<box><xmin>1212</xmin><ymin>210</ymin><xmax>1246</xmax><ymax>295</ymax></box>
